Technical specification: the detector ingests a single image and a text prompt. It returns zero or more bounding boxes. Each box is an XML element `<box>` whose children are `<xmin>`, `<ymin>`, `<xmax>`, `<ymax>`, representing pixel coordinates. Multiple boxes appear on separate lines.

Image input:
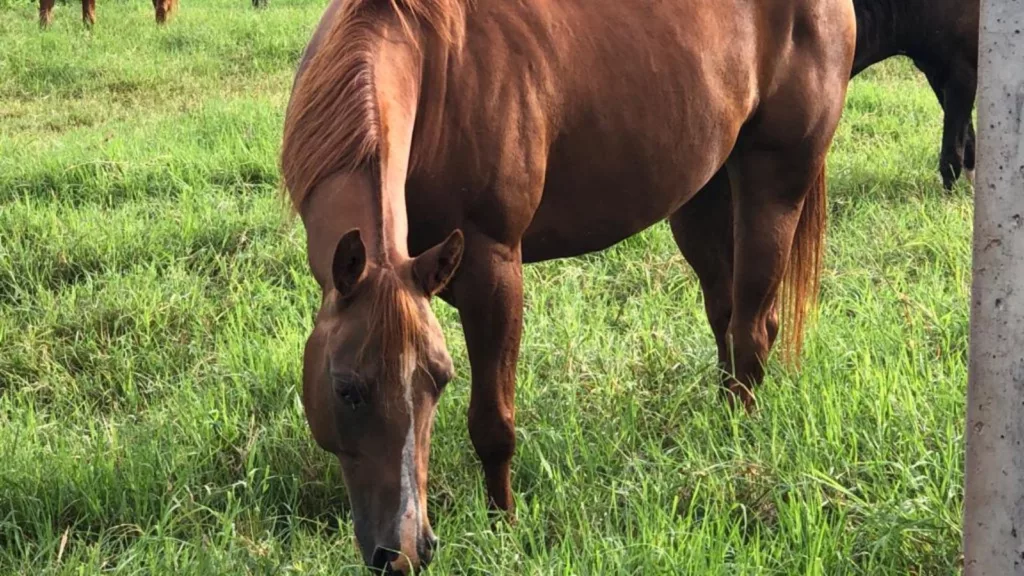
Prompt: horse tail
<box><xmin>778</xmin><ymin>162</ymin><xmax>827</xmax><ymax>366</ymax></box>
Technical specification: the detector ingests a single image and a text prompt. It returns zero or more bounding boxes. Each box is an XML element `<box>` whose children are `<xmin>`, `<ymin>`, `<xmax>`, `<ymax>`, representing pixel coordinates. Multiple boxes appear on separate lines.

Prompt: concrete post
<box><xmin>963</xmin><ymin>1</ymin><xmax>1024</xmax><ymax>574</ymax></box>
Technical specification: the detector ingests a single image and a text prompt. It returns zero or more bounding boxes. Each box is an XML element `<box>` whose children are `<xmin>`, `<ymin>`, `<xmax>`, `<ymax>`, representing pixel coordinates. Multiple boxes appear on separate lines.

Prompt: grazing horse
<box><xmin>282</xmin><ymin>0</ymin><xmax>855</xmax><ymax>572</ymax></box>
<box><xmin>39</xmin><ymin>0</ymin><xmax>177</xmax><ymax>27</ymax></box>
<box><xmin>852</xmin><ymin>0</ymin><xmax>980</xmax><ymax>189</ymax></box>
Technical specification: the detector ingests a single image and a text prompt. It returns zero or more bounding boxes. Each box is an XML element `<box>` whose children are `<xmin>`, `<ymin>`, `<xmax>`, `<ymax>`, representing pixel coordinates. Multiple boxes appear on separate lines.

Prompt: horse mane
<box><xmin>280</xmin><ymin>0</ymin><xmax>468</xmax><ymax>212</ymax></box>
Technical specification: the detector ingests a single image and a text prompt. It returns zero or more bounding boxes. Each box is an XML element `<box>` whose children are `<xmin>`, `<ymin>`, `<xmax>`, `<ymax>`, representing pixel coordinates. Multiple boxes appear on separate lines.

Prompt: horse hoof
<box><xmin>965</xmin><ymin>168</ymin><xmax>975</xmax><ymax>186</ymax></box>
<box><xmin>487</xmin><ymin>508</ymin><xmax>517</xmax><ymax>528</ymax></box>
<box><xmin>725</xmin><ymin>383</ymin><xmax>757</xmax><ymax>414</ymax></box>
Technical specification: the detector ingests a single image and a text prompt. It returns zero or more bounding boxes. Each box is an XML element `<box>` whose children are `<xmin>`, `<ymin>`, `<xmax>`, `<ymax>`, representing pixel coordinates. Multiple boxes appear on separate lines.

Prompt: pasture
<box><xmin>0</xmin><ymin>0</ymin><xmax>970</xmax><ymax>573</ymax></box>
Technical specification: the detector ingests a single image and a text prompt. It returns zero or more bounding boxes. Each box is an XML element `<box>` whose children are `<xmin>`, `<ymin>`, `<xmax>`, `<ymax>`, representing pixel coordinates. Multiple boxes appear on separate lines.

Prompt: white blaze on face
<box><xmin>396</xmin><ymin>347</ymin><xmax>420</xmax><ymax>564</ymax></box>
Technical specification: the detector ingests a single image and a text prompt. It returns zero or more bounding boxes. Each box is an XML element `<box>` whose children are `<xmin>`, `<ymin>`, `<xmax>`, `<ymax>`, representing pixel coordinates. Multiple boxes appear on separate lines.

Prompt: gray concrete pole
<box><xmin>963</xmin><ymin>1</ymin><xmax>1024</xmax><ymax>574</ymax></box>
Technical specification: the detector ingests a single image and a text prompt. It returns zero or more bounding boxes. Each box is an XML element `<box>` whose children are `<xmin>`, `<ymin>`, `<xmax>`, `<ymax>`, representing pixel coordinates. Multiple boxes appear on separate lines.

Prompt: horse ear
<box><xmin>412</xmin><ymin>229</ymin><xmax>464</xmax><ymax>296</ymax></box>
<box><xmin>332</xmin><ymin>229</ymin><xmax>366</xmax><ymax>298</ymax></box>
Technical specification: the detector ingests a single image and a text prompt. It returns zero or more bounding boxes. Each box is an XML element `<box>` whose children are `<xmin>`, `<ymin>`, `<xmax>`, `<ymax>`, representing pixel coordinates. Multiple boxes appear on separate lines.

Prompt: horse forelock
<box><xmin>354</xmin><ymin>270</ymin><xmax>424</xmax><ymax>389</ymax></box>
<box><xmin>280</xmin><ymin>0</ymin><xmax>468</xmax><ymax>213</ymax></box>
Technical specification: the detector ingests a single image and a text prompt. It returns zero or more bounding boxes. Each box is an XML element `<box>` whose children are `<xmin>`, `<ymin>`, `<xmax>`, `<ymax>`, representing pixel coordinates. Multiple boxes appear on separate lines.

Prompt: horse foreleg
<box><xmin>938</xmin><ymin>61</ymin><xmax>978</xmax><ymax>190</ymax></box>
<box><xmin>916</xmin><ymin>59</ymin><xmax>978</xmax><ymax>189</ymax></box>
<box><xmin>451</xmin><ymin>235</ymin><xmax>522</xmax><ymax>516</ymax></box>
<box><xmin>81</xmin><ymin>0</ymin><xmax>95</xmax><ymax>27</ymax></box>
<box><xmin>39</xmin><ymin>0</ymin><xmax>55</xmax><ymax>27</ymax></box>
<box><xmin>916</xmin><ymin>61</ymin><xmax>947</xmax><ymax>111</ymax></box>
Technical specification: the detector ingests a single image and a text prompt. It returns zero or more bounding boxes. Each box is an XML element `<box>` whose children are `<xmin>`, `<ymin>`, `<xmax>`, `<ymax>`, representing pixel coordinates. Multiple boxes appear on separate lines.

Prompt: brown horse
<box><xmin>282</xmin><ymin>0</ymin><xmax>855</xmax><ymax>572</ymax></box>
<box><xmin>39</xmin><ymin>0</ymin><xmax>176</xmax><ymax>27</ymax></box>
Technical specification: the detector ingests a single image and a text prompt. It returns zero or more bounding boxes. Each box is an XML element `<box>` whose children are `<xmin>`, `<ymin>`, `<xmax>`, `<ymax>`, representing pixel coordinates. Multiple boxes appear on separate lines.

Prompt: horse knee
<box><xmin>727</xmin><ymin>324</ymin><xmax>770</xmax><ymax>385</ymax></box>
<box><xmin>766</xmin><ymin>306</ymin><xmax>780</xmax><ymax>349</ymax></box>
<box><xmin>468</xmin><ymin>407</ymin><xmax>515</xmax><ymax>465</ymax></box>
<box><xmin>705</xmin><ymin>299</ymin><xmax>732</xmax><ymax>344</ymax></box>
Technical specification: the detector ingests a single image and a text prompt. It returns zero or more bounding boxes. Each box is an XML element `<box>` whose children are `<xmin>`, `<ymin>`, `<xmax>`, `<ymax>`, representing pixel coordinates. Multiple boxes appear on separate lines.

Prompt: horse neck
<box><xmin>286</xmin><ymin>5</ymin><xmax>456</xmax><ymax>275</ymax></box>
<box><xmin>362</xmin><ymin>17</ymin><xmax>459</xmax><ymax>267</ymax></box>
<box><xmin>369</xmin><ymin>22</ymin><xmax>434</xmax><ymax>268</ymax></box>
<box><xmin>298</xmin><ymin>169</ymin><xmax>409</xmax><ymax>300</ymax></box>
<box><xmin>319</xmin><ymin>28</ymin><xmax>430</xmax><ymax>272</ymax></box>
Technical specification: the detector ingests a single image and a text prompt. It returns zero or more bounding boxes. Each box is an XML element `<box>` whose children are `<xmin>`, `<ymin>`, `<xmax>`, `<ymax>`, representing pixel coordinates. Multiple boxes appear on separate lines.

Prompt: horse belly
<box><xmin>520</xmin><ymin>140</ymin><xmax>720</xmax><ymax>263</ymax></box>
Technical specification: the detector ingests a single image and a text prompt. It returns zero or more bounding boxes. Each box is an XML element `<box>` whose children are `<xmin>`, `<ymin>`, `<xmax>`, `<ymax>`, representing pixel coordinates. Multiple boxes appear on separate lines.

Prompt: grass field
<box><xmin>0</xmin><ymin>1</ymin><xmax>972</xmax><ymax>574</ymax></box>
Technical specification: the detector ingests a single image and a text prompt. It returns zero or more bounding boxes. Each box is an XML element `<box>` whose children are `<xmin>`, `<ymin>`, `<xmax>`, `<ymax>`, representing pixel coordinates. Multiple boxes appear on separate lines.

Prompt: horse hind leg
<box><xmin>668</xmin><ymin>169</ymin><xmax>742</xmax><ymax>391</ymax></box>
<box><xmin>724</xmin><ymin>141</ymin><xmax>830</xmax><ymax>411</ymax></box>
<box><xmin>39</xmin><ymin>0</ymin><xmax>55</xmax><ymax>27</ymax></box>
<box><xmin>154</xmin><ymin>0</ymin><xmax>176</xmax><ymax>24</ymax></box>
<box><xmin>81</xmin><ymin>0</ymin><xmax>96</xmax><ymax>27</ymax></box>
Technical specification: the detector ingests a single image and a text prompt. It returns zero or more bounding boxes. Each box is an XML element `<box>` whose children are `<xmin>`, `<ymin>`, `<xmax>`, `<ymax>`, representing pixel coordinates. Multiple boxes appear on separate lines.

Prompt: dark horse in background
<box><xmin>281</xmin><ymin>0</ymin><xmax>855</xmax><ymax>572</ymax></box>
<box><xmin>39</xmin><ymin>0</ymin><xmax>177</xmax><ymax>26</ymax></box>
<box><xmin>852</xmin><ymin>0</ymin><xmax>980</xmax><ymax>189</ymax></box>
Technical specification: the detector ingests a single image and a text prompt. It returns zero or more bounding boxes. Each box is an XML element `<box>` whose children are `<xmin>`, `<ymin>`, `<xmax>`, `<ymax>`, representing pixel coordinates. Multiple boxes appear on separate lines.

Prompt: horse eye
<box><xmin>431</xmin><ymin>367</ymin><xmax>454</xmax><ymax>390</ymax></box>
<box><xmin>333</xmin><ymin>374</ymin><xmax>366</xmax><ymax>409</ymax></box>
<box><xmin>339</xmin><ymin>386</ymin><xmax>363</xmax><ymax>407</ymax></box>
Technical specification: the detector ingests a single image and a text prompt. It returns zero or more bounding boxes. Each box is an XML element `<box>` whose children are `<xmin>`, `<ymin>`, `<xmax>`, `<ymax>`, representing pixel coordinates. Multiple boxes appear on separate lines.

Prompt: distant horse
<box><xmin>39</xmin><ymin>0</ymin><xmax>177</xmax><ymax>27</ymax></box>
<box><xmin>852</xmin><ymin>0</ymin><xmax>980</xmax><ymax>189</ymax></box>
<box><xmin>281</xmin><ymin>0</ymin><xmax>855</xmax><ymax>572</ymax></box>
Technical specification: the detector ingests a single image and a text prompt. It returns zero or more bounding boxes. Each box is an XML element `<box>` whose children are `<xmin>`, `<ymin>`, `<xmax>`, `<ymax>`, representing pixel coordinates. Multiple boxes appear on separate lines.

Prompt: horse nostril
<box><xmin>420</xmin><ymin>534</ymin><xmax>439</xmax><ymax>565</ymax></box>
<box><xmin>369</xmin><ymin>547</ymin><xmax>399</xmax><ymax>572</ymax></box>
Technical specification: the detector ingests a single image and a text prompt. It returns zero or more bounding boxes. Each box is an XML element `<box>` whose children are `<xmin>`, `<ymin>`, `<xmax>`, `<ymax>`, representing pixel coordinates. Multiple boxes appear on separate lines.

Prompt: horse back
<box><xmin>406</xmin><ymin>0</ymin><xmax>854</xmax><ymax>259</ymax></box>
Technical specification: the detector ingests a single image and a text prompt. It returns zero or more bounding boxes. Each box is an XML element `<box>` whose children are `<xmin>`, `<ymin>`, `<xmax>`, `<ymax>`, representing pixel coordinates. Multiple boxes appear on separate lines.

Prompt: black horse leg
<box><xmin>938</xmin><ymin>61</ymin><xmax>977</xmax><ymax>190</ymax></box>
<box><xmin>915</xmin><ymin>60</ymin><xmax>965</xmax><ymax>190</ymax></box>
<box><xmin>964</xmin><ymin>118</ymin><xmax>976</xmax><ymax>182</ymax></box>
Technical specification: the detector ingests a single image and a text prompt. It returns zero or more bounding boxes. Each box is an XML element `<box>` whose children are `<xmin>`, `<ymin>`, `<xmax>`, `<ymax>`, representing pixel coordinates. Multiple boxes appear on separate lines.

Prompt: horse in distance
<box><xmin>39</xmin><ymin>0</ymin><xmax>178</xmax><ymax>27</ymax></box>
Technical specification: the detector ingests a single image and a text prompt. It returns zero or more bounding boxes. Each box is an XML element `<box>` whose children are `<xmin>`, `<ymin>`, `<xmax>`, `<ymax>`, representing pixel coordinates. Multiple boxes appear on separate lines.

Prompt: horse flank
<box><xmin>280</xmin><ymin>0</ymin><xmax>467</xmax><ymax>212</ymax></box>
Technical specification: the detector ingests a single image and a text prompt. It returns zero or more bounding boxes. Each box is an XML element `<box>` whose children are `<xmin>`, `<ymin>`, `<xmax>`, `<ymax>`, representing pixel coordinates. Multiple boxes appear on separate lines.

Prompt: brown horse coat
<box><xmin>283</xmin><ymin>0</ymin><xmax>855</xmax><ymax>572</ymax></box>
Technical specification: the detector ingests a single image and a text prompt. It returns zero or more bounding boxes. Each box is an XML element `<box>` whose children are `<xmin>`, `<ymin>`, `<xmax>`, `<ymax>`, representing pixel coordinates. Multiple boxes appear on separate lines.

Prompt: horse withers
<box><xmin>282</xmin><ymin>0</ymin><xmax>856</xmax><ymax>572</ymax></box>
<box><xmin>852</xmin><ymin>0</ymin><xmax>980</xmax><ymax>189</ymax></box>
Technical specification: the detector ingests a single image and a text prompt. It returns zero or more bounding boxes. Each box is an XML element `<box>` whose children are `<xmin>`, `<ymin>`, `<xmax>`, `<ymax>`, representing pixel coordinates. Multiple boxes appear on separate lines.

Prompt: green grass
<box><xmin>0</xmin><ymin>1</ymin><xmax>970</xmax><ymax>574</ymax></box>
